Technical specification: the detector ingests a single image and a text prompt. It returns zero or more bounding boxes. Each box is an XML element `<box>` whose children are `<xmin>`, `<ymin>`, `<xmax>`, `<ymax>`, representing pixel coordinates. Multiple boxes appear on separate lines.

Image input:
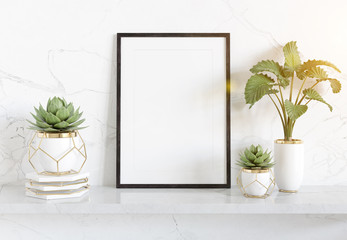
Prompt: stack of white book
<box><xmin>25</xmin><ymin>172</ymin><xmax>90</xmax><ymax>200</ymax></box>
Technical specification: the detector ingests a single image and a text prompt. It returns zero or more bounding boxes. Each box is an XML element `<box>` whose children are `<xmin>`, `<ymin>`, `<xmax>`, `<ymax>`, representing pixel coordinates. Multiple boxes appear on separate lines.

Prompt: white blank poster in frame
<box><xmin>117</xmin><ymin>33</ymin><xmax>230</xmax><ymax>188</ymax></box>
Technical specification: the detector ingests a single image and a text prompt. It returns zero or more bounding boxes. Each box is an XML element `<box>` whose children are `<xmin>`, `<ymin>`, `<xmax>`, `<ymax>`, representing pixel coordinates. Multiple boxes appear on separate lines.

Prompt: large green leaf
<box><xmin>264</xmin><ymin>89</ymin><xmax>279</xmax><ymax>95</ymax></box>
<box><xmin>250</xmin><ymin>60</ymin><xmax>289</xmax><ymax>87</ymax></box>
<box><xmin>306</xmin><ymin>67</ymin><xmax>328</xmax><ymax>79</ymax></box>
<box><xmin>317</xmin><ymin>78</ymin><xmax>342</xmax><ymax>93</ymax></box>
<box><xmin>328</xmin><ymin>79</ymin><xmax>341</xmax><ymax>93</ymax></box>
<box><xmin>303</xmin><ymin>88</ymin><xmax>333</xmax><ymax>111</ymax></box>
<box><xmin>284</xmin><ymin>100</ymin><xmax>308</xmax><ymax>120</ymax></box>
<box><xmin>245</xmin><ymin>74</ymin><xmax>275</xmax><ymax>107</ymax></box>
<box><xmin>283</xmin><ymin>65</ymin><xmax>292</xmax><ymax>78</ymax></box>
<box><xmin>283</xmin><ymin>41</ymin><xmax>301</xmax><ymax>72</ymax></box>
<box><xmin>296</xmin><ymin>60</ymin><xmax>341</xmax><ymax>79</ymax></box>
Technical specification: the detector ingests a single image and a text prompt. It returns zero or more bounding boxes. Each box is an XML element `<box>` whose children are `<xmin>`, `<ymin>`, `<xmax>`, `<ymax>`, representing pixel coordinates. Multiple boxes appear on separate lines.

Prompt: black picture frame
<box><xmin>116</xmin><ymin>33</ymin><xmax>230</xmax><ymax>188</ymax></box>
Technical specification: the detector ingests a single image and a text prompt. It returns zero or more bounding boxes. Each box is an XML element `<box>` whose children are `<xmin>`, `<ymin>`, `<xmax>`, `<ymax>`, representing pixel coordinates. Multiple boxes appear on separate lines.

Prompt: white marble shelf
<box><xmin>0</xmin><ymin>185</ymin><xmax>347</xmax><ymax>214</ymax></box>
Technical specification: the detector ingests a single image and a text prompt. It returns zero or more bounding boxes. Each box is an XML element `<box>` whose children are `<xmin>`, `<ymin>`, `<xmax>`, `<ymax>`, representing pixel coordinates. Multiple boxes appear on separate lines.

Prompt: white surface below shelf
<box><xmin>1</xmin><ymin>185</ymin><xmax>347</xmax><ymax>214</ymax></box>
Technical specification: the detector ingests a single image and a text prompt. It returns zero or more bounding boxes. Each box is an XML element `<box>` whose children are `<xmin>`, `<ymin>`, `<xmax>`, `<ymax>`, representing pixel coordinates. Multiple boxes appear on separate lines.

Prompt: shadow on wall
<box><xmin>103</xmin><ymin>35</ymin><xmax>117</xmax><ymax>186</ymax></box>
<box><xmin>230</xmin><ymin>47</ymin><xmax>283</xmax><ymax>185</ymax></box>
<box><xmin>231</xmin><ymin>47</ymin><xmax>281</xmax><ymax>134</ymax></box>
<box><xmin>231</xmin><ymin>47</ymin><xmax>281</xmax><ymax>108</ymax></box>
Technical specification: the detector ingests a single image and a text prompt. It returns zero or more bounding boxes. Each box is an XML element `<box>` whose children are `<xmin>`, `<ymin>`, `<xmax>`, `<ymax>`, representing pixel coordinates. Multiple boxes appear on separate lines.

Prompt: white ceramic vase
<box><xmin>274</xmin><ymin>139</ymin><xmax>304</xmax><ymax>192</ymax></box>
<box><xmin>241</xmin><ymin>169</ymin><xmax>272</xmax><ymax>197</ymax></box>
<box><xmin>35</xmin><ymin>131</ymin><xmax>81</xmax><ymax>174</ymax></box>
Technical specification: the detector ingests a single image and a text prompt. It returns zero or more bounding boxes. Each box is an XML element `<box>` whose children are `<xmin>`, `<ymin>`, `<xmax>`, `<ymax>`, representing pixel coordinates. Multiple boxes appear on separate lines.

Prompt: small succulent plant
<box><xmin>27</xmin><ymin>97</ymin><xmax>86</xmax><ymax>132</ymax></box>
<box><xmin>237</xmin><ymin>145</ymin><xmax>274</xmax><ymax>170</ymax></box>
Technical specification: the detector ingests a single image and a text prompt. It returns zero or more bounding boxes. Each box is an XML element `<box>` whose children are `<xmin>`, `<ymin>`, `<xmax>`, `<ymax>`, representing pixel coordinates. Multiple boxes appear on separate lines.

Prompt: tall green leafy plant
<box><xmin>245</xmin><ymin>41</ymin><xmax>341</xmax><ymax>141</ymax></box>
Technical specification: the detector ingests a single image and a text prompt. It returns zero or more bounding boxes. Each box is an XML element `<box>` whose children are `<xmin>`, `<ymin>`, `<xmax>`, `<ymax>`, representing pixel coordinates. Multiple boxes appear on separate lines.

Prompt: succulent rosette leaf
<box><xmin>27</xmin><ymin>97</ymin><xmax>87</xmax><ymax>132</ymax></box>
<box><xmin>236</xmin><ymin>145</ymin><xmax>274</xmax><ymax>170</ymax></box>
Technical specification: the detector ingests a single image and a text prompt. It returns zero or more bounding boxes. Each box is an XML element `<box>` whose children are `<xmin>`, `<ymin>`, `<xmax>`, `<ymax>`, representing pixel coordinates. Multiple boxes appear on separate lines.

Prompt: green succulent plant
<box><xmin>244</xmin><ymin>41</ymin><xmax>342</xmax><ymax>141</ymax></box>
<box><xmin>236</xmin><ymin>145</ymin><xmax>274</xmax><ymax>170</ymax></box>
<box><xmin>27</xmin><ymin>96</ymin><xmax>87</xmax><ymax>132</ymax></box>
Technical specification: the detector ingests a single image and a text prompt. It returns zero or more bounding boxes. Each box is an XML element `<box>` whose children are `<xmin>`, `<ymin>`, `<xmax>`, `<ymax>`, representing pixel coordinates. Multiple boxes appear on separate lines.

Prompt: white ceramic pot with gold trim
<box><xmin>274</xmin><ymin>139</ymin><xmax>304</xmax><ymax>192</ymax></box>
<box><xmin>28</xmin><ymin>131</ymin><xmax>87</xmax><ymax>175</ymax></box>
<box><xmin>241</xmin><ymin>168</ymin><xmax>271</xmax><ymax>196</ymax></box>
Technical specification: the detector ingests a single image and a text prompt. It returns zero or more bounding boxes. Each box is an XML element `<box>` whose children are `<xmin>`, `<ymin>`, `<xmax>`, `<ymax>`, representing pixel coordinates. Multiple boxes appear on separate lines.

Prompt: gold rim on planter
<box><xmin>274</xmin><ymin>139</ymin><xmax>303</xmax><ymax>144</ymax></box>
<box><xmin>242</xmin><ymin>168</ymin><xmax>270</xmax><ymax>174</ymax></box>
<box><xmin>37</xmin><ymin>131</ymin><xmax>77</xmax><ymax>138</ymax></box>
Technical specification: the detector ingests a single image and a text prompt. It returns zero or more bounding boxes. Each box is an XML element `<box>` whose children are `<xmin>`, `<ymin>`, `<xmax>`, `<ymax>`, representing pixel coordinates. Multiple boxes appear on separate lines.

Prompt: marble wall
<box><xmin>0</xmin><ymin>0</ymin><xmax>346</xmax><ymax>186</ymax></box>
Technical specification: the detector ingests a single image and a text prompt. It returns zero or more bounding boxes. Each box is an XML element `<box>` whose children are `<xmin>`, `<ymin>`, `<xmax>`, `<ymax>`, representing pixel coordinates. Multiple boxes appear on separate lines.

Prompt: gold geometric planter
<box><xmin>236</xmin><ymin>168</ymin><xmax>276</xmax><ymax>199</ymax></box>
<box><xmin>28</xmin><ymin>130</ymin><xmax>87</xmax><ymax>176</ymax></box>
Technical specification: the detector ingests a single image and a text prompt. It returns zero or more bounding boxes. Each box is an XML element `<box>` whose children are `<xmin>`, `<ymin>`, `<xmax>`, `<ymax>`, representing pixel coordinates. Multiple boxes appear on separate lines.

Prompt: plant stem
<box><xmin>295</xmin><ymin>76</ymin><xmax>307</xmax><ymax>105</ymax></box>
<box><xmin>268</xmin><ymin>94</ymin><xmax>285</xmax><ymax>131</ymax></box>
<box><xmin>291</xmin><ymin>85</ymin><xmax>316</xmax><ymax>135</ymax></box>
<box><xmin>289</xmin><ymin>73</ymin><xmax>294</xmax><ymax>102</ymax></box>
<box><xmin>273</xmin><ymin>91</ymin><xmax>289</xmax><ymax>139</ymax></box>
<box><xmin>284</xmin><ymin>116</ymin><xmax>292</xmax><ymax>141</ymax></box>
<box><xmin>276</xmin><ymin>80</ymin><xmax>287</xmax><ymax>139</ymax></box>
<box><xmin>273</xmin><ymin>92</ymin><xmax>285</xmax><ymax>113</ymax></box>
<box><xmin>287</xmin><ymin>119</ymin><xmax>293</xmax><ymax>140</ymax></box>
<box><xmin>298</xmin><ymin>81</ymin><xmax>319</xmax><ymax>105</ymax></box>
<box><xmin>273</xmin><ymin>92</ymin><xmax>282</xmax><ymax>104</ymax></box>
<box><xmin>290</xmin><ymin>81</ymin><xmax>318</xmax><ymax>139</ymax></box>
<box><xmin>305</xmin><ymin>99</ymin><xmax>312</xmax><ymax>105</ymax></box>
<box><xmin>284</xmin><ymin>73</ymin><xmax>296</xmax><ymax>141</ymax></box>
